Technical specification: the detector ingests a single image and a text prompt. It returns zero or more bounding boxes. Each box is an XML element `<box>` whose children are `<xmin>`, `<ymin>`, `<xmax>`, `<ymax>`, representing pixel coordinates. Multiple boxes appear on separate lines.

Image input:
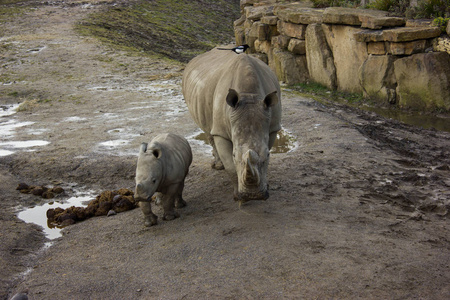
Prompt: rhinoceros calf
<box><xmin>134</xmin><ymin>133</ymin><xmax>192</xmax><ymax>226</ymax></box>
<box><xmin>182</xmin><ymin>46</ymin><xmax>281</xmax><ymax>202</ymax></box>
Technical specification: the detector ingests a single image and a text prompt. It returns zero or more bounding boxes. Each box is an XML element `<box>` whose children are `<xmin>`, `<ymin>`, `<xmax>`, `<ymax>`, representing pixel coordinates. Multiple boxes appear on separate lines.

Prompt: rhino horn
<box><xmin>244</xmin><ymin>150</ymin><xmax>260</xmax><ymax>185</ymax></box>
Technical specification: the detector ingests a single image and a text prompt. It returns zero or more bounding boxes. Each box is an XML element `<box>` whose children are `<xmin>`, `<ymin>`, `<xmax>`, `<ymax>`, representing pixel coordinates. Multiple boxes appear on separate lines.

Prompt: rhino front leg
<box><xmin>213</xmin><ymin>136</ymin><xmax>239</xmax><ymax>200</ymax></box>
<box><xmin>209</xmin><ymin>135</ymin><xmax>225</xmax><ymax>170</ymax></box>
<box><xmin>140</xmin><ymin>201</ymin><xmax>158</xmax><ymax>227</ymax></box>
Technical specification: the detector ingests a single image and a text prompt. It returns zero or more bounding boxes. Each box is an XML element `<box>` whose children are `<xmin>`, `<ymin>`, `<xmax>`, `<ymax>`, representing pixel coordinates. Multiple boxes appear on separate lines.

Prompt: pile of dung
<box><xmin>47</xmin><ymin>188</ymin><xmax>136</xmax><ymax>227</ymax></box>
<box><xmin>16</xmin><ymin>182</ymin><xmax>65</xmax><ymax>199</ymax></box>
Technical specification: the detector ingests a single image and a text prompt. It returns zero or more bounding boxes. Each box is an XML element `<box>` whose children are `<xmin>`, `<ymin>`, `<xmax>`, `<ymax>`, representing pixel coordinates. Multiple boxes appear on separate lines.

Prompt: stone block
<box><xmin>323</xmin><ymin>7</ymin><xmax>384</xmax><ymax>26</ymax></box>
<box><xmin>245</xmin><ymin>4</ymin><xmax>274</xmax><ymax>21</ymax></box>
<box><xmin>359</xmin><ymin>15</ymin><xmax>405</xmax><ymax>29</ymax></box>
<box><xmin>254</xmin><ymin>39</ymin><xmax>272</xmax><ymax>54</ymax></box>
<box><xmin>271</xmin><ymin>48</ymin><xmax>309</xmax><ymax>84</ymax></box>
<box><xmin>274</xmin><ymin>5</ymin><xmax>323</xmax><ymax>24</ymax></box>
<box><xmin>244</xmin><ymin>26</ymin><xmax>258</xmax><ymax>52</ymax></box>
<box><xmin>271</xmin><ymin>35</ymin><xmax>290</xmax><ymax>49</ymax></box>
<box><xmin>235</xmin><ymin>26</ymin><xmax>246</xmax><ymax>47</ymax></box>
<box><xmin>386</xmin><ymin>40</ymin><xmax>428</xmax><ymax>55</ymax></box>
<box><xmin>261</xmin><ymin>16</ymin><xmax>278</xmax><ymax>25</ymax></box>
<box><xmin>367</xmin><ymin>42</ymin><xmax>386</xmax><ymax>55</ymax></box>
<box><xmin>251</xmin><ymin>53</ymin><xmax>269</xmax><ymax>65</ymax></box>
<box><xmin>241</xmin><ymin>0</ymin><xmax>257</xmax><ymax>9</ymax></box>
<box><xmin>234</xmin><ymin>15</ymin><xmax>246</xmax><ymax>27</ymax></box>
<box><xmin>382</xmin><ymin>27</ymin><xmax>441</xmax><ymax>42</ymax></box>
<box><xmin>288</xmin><ymin>38</ymin><xmax>306</xmax><ymax>55</ymax></box>
<box><xmin>323</xmin><ymin>24</ymin><xmax>368</xmax><ymax>93</ymax></box>
<box><xmin>360</xmin><ymin>55</ymin><xmax>397</xmax><ymax>104</ymax></box>
<box><xmin>394</xmin><ymin>52</ymin><xmax>450</xmax><ymax>111</ymax></box>
<box><xmin>406</xmin><ymin>19</ymin><xmax>432</xmax><ymax>27</ymax></box>
<box><xmin>277</xmin><ymin>20</ymin><xmax>307</xmax><ymax>39</ymax></box>
<box><xmin>305</xmin><ymin>23</ymin><xmax>336</xmax><ymax>90</ymax></box>
<box><xmin>355</xmin><ymin>26</ymin><xmax>441</xmax><ymax>43</ymax></box>
<box><xmin>354</xmin><ymin>29</ymin><xmax>385</xmax><ymax>42</ymax></box>
<box><xmin>257</xmin><ymin>23</ymin><xmax>269</xmax><ymax>41</ymax></box>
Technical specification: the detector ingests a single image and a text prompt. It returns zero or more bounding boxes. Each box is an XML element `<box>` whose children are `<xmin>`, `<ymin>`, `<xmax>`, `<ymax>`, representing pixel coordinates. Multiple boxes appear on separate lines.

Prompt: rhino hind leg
<box><xmin>209</xmin><ymin>135</ymin><xmax>225</xmax><ymax>170</ymax></box>
<box><xmin>160</xmin><ymin>191</ymin><xmax>180</xmax><ymax>221</ymax></box>
<box><xmin>175</xmin><ymin>197</ymin><xmax>186</xmax><ymax>208</ymax></box>
<box><xmin>174</xmin><ymin>181</ymin><xmax>187</xmax><ymax>208</ymax></box>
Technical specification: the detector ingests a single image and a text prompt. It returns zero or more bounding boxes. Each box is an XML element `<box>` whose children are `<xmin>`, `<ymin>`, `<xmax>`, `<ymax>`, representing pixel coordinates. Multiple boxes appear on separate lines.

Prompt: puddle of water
<box><xmin>364</xmin><ymin>106</ymin><xmax>450</xmax><ymax>133</ymax></box>
<box><xmin>63</xmin><ymin>116</ymin><xmax>87</xmax><ymax>122</ymax></box>
<box><xmin>0</xmin><ymin>149</ymin><xmax>15</xmax><ymax>156</ymax></box>
<box><xmin>0</xmin><ymin>140</ymin><xmax>50</xmax><ymax>156</ymax></box>
<box><xmin>17</xmin><ymin>194</ymin><xmax>94</xmax><ymax>240</ymax></box>
<box><xmin>271</xmin><ymin>129</ymin><xmax>298</xmax><ymax>154</ymax></box>
<box><xmin>0</xmin><ymin>140</ymin><xmax>50</xmax><ymax>148</ymax></box>
<box><xmin>99</xmin><ymin>139</ymin><xmax>130</xmax><ymax>147</ymax></box>
<box><xmin>192</xmin><ymin>128</ymin><xmax>297</xmax><ymax>154</ymax></box>
<box><xmin>0</xmin><ymin>120</ymin><xmax>35</xmax><ymax>137</ymax></box>
<box><xmin>0</xmin><ymin>104</ymin><xmax>20</xmax><ymax>117</ymax></box>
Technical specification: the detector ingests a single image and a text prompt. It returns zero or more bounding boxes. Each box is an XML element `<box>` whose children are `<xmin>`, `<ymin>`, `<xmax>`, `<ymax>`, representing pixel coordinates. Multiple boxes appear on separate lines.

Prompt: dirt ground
<box><xmin>1</xmin><ymin>1</ymin><xmax>450</xmax><ymax>299</ymax></box>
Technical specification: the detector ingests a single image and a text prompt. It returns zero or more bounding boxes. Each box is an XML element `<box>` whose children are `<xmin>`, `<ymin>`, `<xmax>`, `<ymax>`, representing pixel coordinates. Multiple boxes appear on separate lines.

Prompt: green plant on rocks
<box><xmin>432</xmin><ymin>17</ymin><xmax>449</xmax><ymax>32</ymax></box>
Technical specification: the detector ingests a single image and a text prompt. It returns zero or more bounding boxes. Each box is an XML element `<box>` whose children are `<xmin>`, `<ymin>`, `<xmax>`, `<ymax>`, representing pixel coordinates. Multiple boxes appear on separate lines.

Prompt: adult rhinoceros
<box><xmin>182</xmin><ymin>46</ymin><xmax>281</xmax><ymax>202</ymax></box>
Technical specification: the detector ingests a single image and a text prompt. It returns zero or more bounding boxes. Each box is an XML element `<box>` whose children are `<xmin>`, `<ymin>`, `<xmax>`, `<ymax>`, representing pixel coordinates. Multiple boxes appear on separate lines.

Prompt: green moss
<box><xmin>291</xmin><ymin>82</ymin><xmax>366</xmax><ymax>106</ymax></box>
<box><xmin>76</xmin><ymin>0</ymin><xmax>240</xmax><ymax>62</ymax></box>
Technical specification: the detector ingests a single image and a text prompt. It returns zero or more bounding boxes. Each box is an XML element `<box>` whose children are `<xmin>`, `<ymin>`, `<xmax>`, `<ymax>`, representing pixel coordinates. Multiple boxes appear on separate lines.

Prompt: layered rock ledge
<box><xmin>235</xmin><ymin>0</ymin><xmax>450</xmax><ymax>111</ymax></box>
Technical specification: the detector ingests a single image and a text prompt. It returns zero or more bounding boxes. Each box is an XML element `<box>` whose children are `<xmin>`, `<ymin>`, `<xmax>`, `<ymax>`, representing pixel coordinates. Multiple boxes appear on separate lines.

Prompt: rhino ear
<box><xmin>140</xmin><ymin>143</ymin><xmax>148</xmax><ymax>154</ymax></box>
<box><xmin>151</xmin><ymin>147</ymin><xmax>162</xmax><ymax>159</ymax></box>
<box><xmin>264</xmin><ymin>91</ymin><xmax>278</xmax><ymax>108</ymax></box>
<box><xmin>226</xmin><ymin>89</ymin><xmax>239</xmax><ymax>108</ymax></box>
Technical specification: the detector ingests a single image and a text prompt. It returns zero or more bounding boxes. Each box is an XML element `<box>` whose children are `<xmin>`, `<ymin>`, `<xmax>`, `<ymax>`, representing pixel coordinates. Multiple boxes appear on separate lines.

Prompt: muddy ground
<box><xmin>1</xmin><ymin>1</ymin><xmax>450</xmax><ymax>299</ymax></box>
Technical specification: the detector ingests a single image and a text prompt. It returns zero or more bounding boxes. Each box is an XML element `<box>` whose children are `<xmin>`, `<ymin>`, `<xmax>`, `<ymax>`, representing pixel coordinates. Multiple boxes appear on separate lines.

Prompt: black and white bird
<box><xmin>217</xmin><ymin>44</ymin><xmax>249</xmax><ymax>54</ymax></box>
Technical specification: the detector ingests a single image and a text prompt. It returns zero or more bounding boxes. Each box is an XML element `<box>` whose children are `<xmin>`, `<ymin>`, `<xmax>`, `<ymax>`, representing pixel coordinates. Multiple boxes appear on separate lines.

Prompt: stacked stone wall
<box><xmin>234</xmin><ymin>0</ymin><xmax>450</xmax><ymax>111</ymax></box>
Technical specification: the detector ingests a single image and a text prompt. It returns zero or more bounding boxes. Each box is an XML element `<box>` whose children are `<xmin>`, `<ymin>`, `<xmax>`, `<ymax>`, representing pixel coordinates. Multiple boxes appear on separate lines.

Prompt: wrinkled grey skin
<box><xmin>182</xmin><ymin>47</ymin><xmax>281</xmax><ymax>202</ymax></box>
<box><xmin>135</xmin><ymin>133</ymin><xmax>192</xmax><ymax>226</ymax></box>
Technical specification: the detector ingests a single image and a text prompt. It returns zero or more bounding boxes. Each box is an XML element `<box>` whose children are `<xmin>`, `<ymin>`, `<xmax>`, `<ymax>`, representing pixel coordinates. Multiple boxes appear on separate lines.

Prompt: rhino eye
<box><xmin>152</xmin><ymin>178</ymin><xmax>156</xmax><ymax>184</ymax></box>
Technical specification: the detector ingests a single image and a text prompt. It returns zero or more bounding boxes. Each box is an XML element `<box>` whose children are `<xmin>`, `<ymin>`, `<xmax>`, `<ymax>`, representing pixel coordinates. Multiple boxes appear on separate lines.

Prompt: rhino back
<box><xmin>182</xmin><ymin>48</ymin><xmax>237</xmax><ymax>134</ymax></box>
<box><xmin>182</xmin><ymin>48</ymin><xmax>281</xmax><ymax>138</ymax></box>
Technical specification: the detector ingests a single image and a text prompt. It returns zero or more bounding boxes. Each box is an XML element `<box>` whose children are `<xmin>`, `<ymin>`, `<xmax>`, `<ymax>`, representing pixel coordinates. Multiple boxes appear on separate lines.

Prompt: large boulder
<box><xmin>359</xmin><ymin>55</ymin><xmax>397</xmax><ymax>104</ymax></box>
<box><xmin>322</xmin><ymin>24</ymin><xmax>368</xmax><ymax>93</ymax></box>
<box><xmin>271</xmin><ymin>48</ymin><xmax>308</xmax><ymax>84</ymax></box>
<box><xmin>394</xmin><ymin>52</ymin><xmax>450</xmax><ymax>111</ymax></box>
<box><xmin>305</xmin><ymin>23</ymin><xmax>336</xmax><ymax>90</ymax></box>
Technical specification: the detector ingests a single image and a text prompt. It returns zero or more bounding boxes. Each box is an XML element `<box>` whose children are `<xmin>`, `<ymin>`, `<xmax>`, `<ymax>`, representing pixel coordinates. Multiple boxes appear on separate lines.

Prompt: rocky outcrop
<box><xmin>235</xmin><ymin>0</ymin><xmax>450</xmax><ymax>112</ymax></box>
<box><xmin>394</xmin><ymin>52</ymin><xmax>450</xmax><ymax>110</ymax></box>
<box><xmin>305</xmin><ymin>23</ymin><xmax>336</xmax><ymax>89</ymax></box>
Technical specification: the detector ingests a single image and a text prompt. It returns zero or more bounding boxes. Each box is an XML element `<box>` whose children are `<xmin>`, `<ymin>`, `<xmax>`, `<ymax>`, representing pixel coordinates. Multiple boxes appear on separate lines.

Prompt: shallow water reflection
<box><xmin>17</xmin><ymin>194</ymin><xmax>94</xmax><ymax>240</ymax></box>
<box><xmin>193</xmin><ymin>128</ymin><xmax>297</xmax><ymax>154</ymax></box>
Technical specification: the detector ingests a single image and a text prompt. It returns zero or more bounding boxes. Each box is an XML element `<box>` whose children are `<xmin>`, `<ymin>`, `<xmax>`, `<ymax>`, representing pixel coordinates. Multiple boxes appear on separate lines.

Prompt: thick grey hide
<box><xmin>135</xmin><ymin>133</ymin><xmax>192</xmax><ymax>226</ymax></box>
<box><xmin>182</xmin><ymin>47</ymin><xmax>281</xmax><ymax>201</ymax></box>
